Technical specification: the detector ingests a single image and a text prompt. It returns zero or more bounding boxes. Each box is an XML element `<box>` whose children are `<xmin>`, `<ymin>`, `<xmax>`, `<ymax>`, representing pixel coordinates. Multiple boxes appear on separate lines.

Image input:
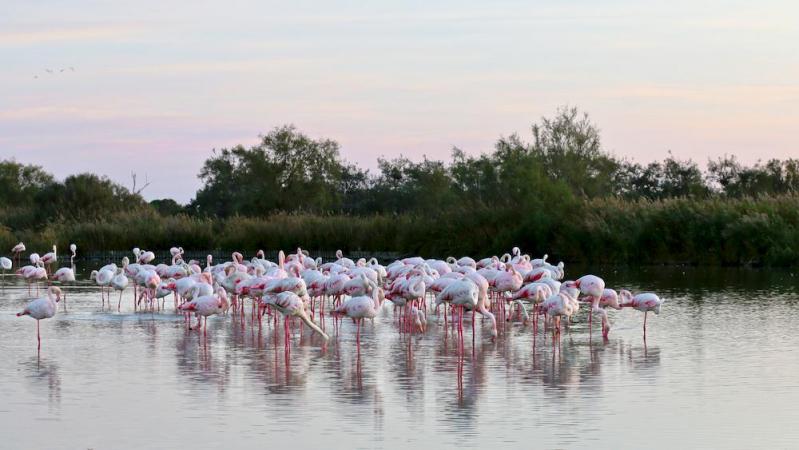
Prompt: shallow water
<box><xmin>2</xmin><ymin>266</ymin><xmax>798</xmax><ymax>449</ymax></box>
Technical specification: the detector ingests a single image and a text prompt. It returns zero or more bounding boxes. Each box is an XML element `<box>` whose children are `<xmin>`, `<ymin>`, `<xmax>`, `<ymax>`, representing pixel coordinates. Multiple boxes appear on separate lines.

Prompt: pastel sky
<box><xmin>1</xmin><ymin>0</ymin><xmax>797</xmax><ymax>202</ymax></box>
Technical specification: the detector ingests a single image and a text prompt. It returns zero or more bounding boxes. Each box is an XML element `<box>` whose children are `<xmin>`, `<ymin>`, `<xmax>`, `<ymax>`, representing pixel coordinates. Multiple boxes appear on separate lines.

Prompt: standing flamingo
<box><xmin>575</xmin><ymin>275</ymin><xmax>606</xmax><ymax>335</ymax></box>
<box><xmin>69</xmin><ymin>244</ymin><xmax>77</xmax><ymax>268</ymax></box>
<box><xmin>333</xmin><ymin>281</ymin><xmax>381</xmax><ymax>342</ymax></box>
<box><xmin>261</xmin><ymin>292</ymin><xmax>329</xmax><ymax>342</ymax></box>
<box><xmin>90</xmin><ymin>268</ymin><xmax>115</xmax><ymax>308</ymax></box>
<box><xmin>1</xmin><ymin>256</ymin><xmax>11</xmax><ymax>288</ymax></box>
<box><xmin>178</xmin><ymin>287</ymin><xmax>230</xmax><ymax>334</ymax></box>
<box><xmin>19</xmin><ymin>262</ymin><xmax>47</xmax><ymax>295</ymax></box>
<box><xmin>541</xmin><ymin>283</ymin><xmax>580</xmax><ymax>335</ymax></box>
<box><xmin>11</xmin><ymin>242</ymin><xmax>25</xmax><ymax>267</ymax></box>
<box><xmin>40</xmin><ymin>245</ymin><xmax>57</xmax><ymax>275</ymax></box>
<box><xmin>52</xmin><ymin>267</ymin><xmax>76</xmax><ymax>310</ymax></box>
<box><xmin>16</xmin><ymin>286</ymin><xmax>62</xmax><ymax>350</ymax></box>
<box><xmin>111</xmin><ymin>271</ymin><xmax>129</xmax><ymax>311</ymax></box>
<box><xmin>436</xmin><ymin>278</ymin><xmax>479</xmax><ymax>339</ymax></box>
<box><xmin>621</xmin><ymin>292</ymin><xmax>664</xmax><ymax>337</ymax></box>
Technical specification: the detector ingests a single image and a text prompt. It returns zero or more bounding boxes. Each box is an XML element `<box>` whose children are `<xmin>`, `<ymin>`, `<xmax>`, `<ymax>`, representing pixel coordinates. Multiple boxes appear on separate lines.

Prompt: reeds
<box><xmin>2</xmin><ymin>194</ymin><xmax>799</xmax><ymax>266</ymax></box>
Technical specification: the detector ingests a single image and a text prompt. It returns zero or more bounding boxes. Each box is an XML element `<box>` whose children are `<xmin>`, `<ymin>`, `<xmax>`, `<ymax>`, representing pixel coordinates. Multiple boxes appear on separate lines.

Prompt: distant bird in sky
<box><xmin>36</xmin><ymin>67</ymin><xmax>75</xmax><ymax>78</ymax></box>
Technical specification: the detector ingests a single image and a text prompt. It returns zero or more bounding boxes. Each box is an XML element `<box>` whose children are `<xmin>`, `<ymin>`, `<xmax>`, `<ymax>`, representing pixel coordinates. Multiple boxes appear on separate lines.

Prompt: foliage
<box><xmin>3</xmin><ymin>107</ymin><xmax>799</xmax><ymax>266</ymax></box>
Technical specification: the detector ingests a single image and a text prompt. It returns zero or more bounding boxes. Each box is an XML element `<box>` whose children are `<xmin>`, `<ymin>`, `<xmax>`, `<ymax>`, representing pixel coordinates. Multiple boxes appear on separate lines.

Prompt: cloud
<box><xmin>0</xmin><ymin>23</ymin><xmax>146</xmax><ymax>46</ymax></box>
<box><xmin>0</xmin><ymin>105</ymin><xmax>186</xmax><ymax>121</ymax></box>
<box><xmin>603</xmin><ymin>83</ymin><xmax>799</xmax><ymax>104</ymax></box>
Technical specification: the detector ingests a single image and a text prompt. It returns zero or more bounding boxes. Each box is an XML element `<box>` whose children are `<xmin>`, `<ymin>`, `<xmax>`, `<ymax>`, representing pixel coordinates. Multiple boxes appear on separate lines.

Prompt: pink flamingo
<box><xmin>138</xmin><ymin>250</ymin><xmax>156</xmax><ymax>265</ymax></box>
<box><xmin>16</xmin><ymin>286</ymin><xmax>62</xmax><ymax>350</ymax></box>
<box><xmin>463</xmin><ymin>271</ymin><xmax>497</xmax><ymax>338</ymax></box>
<box><xmin>11</xmin><ymin>242</ymin><xmax>25</xmax><ymax>267</ymax></box>
<box><xmin>334</xmin><ymin>249</ymin><xmax>356</xmax><ymax>268</ymax></box>
<box><xmin>523</xmin><ymin>267</ymin><xmax>552</xmax><ymax>283</ymax></box>
<box><xmin>333</xmin><ymin>281</ymin><xmax>382</xmax><ymax>342</ymax></box>
<box><xmin>51</xmin><ymin>267</ymin><xmax>75</xmax><ymax>310</ymax></box>
<box><xmin>111</xmin><ymin>271</ymin><xmax>129</xmax><ymax>311</ymax></box>
<box><xmin>261</xmin><ymin>292</ymin><xmax>329</xmax><ymax>342</ymax></box>
<box><xmin>40</xmin><ymin>245</ymin><xmax>57</xmax><ymax>275</ymax></box>
<box><xmin>575</xmin><ymin>275</ymin><xmax>606</xmax><ymax>335</ymax></box>
<box><xmin>621</xmin><ymin>292</ymin><xmax>664</xmax><ymax>337</ymax></box>
<box><xmin>491</xmin><ymin>263</ymin><xmax>523</xmax><ymax>319</ymax></box>
<box><xmin>580</xmin><ymin>288</ymin><xmax>626</xmax><ymax>339</ymax></box>
<box><xmin>541</xmin><ymin>283</ymin><xmax>580</xmax><ymax>335</ymax></box>
<box><xmin>1</xmin><ymin>256</ymin><xmax>11</xmax><ymax>288</ymax></box>
<box><xmin>18</xmin><ymin>262</ymin><xmax>47</xmax><ymax>296</ymax></box>
<box><xmin>178</xmin><ymin>287</ymin><xmax>230</xmax><ymax>335</ymax></box>
<box><xmin>510</xmin><ymin>281</ymin><xmax>552</xmax><ymax>327</ymax></box>
<box><xmin>91</xmin><ymin>268</ymin><xmax>115</xmax><ymax>308</ymax></box>
<box><xmin>436</xmin><ymin>278</ymin><xmax>479</xmax><ymax>337</ymax></box>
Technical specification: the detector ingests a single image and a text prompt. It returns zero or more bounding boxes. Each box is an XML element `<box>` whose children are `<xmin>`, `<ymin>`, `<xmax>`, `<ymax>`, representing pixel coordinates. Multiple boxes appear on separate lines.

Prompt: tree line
<box><xmin>188</xmin><ymin>107</ymin><xmax>799</xmax><ymax>217</ymax></box>
<box><xmin>2</xmin><ymin>106</ymin><xmax>798</xmax><ymax>265</ymax></box>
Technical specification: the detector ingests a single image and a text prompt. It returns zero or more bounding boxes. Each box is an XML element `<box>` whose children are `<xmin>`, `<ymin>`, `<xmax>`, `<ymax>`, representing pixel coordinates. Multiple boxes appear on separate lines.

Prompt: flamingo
<box><xmin>463</xmin><ymin>271</ymin><xmax>497</xmax><ymax>338</ymax></box>
<box><xmin>51</xmin><ymin>267</ymin><xmax>76</xmax><ymax>310</ymax></box>
<box><xmin>541</xmin><ymin>283</ymin><xmax>580</xmax><ymax>335</ymax></box>
<box><xmin>491</xmin><ymin>263</ymin><xmax>523</xmax><ymax>320</ymax></box>
<box><xmin>334</xmin><ymin>249</ymin><xmax>355</xmax><ymax>268</ymax></box>
<box><xmin>138</xmin><ymin>250</ymin><xmax>156</xmax><ymax>265</ymax></box>
<box><xmin>178</xmin><ymin>287</ymin><xmax>229</xmax><ymax>334</ymax></box>
<box><xmin>111</xmin><ymin>271</ymin><xmax>129</xmax><ymax>311</ymax></box>
<box><xmin>90</xmin><ymin>268</ymin><xmax>115</xmax><ymax>308</ymax></box>
<box><xmin>580</xmin><ymin>288</ymin><xmax>626</xmax><ymax>338</ymax></box>
<box><xmin>575</xmin><ymin>275</ymin><xmax>606</xmax><ymax>335</ymax></box>
<box><xmin>11</xmin><ymin>242</ymin><xmax>25</xmax><ymax>266</ymax></box>
<box><xmin>510</xmin><ymin>282</ymin><xmax>552</xmax><ymax>327</ymax></box>
<box><xmin>621</xmin><ymin>292</ymin><xmax>664</xmax><ymax>337</ymax></box>
<box><xmin>1</xmin><ymin>256</ymin><xmax>11</xmax><ymax>288</ymax></box>
<box><xmin>16</xmin><ymin>286</ymin><xmax>62</xmax><ymax>350</ymax></box>
<box><xmin>436</xmin><ymin>278</ymin><xmax>479</xmax><ymax>338</ymax></box>
<box><xmin>261</xmin><ymin>291</ymin><xmax>329</xmax><ymax>342</ymax></box>
<box><xmin>333</xmin><ymin>280</ymin><xmax>382</xmax><ymax>342</ymax></box>
<box><xmin>18</xmin><ymin>262</ymin><xmax>47</xmax><ymax>295</ymax></box>
<box><xmin>69</xmin><ymin>243</ymin><xmax>77</xmax><ymax>267</ymax></box>
<box><xmin>136</xmin><ymin>269</ymin><xmax>161</xmax><ymax>311</ymax></box>
<box><xmin>40</xmin><ymin>245</ymin><xmax>57</xmax><ymax>274</ymax></box>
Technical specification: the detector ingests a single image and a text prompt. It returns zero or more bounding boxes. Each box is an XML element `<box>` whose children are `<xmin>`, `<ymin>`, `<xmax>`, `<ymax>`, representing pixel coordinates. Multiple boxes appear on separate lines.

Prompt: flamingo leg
<box><xmin>36</xmin><ymin>320</ymin><xmax>41</xmax><ymax>350</ymax></box>
<box><xmin>472</xmin><ymin>309</ymin><xmax>476</xmax><ymax>347</ymax></box>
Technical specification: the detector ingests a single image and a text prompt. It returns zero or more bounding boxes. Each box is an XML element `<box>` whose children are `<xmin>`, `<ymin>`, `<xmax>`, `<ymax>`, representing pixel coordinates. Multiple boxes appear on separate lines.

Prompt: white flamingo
<box><xmin>16</xmin><ymin>286</ymin><xmax>62</xmax><ymax>350</ymax></box>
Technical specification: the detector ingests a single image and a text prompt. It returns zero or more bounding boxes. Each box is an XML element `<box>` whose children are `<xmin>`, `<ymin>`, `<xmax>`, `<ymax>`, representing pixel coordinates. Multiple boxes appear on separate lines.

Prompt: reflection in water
<box><xmin>22</xmin><ymin>356</ymin><xmax>61</xmax><ymax>411</ymax></box>
<box><xmin>2</xmin><ymin>266</ymin><xmax>799</xmax><ymax>449</ymax></box>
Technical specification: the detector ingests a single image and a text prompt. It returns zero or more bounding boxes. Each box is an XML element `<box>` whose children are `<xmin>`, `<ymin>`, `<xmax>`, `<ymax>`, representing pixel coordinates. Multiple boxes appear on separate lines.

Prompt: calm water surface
<box><xmin>1</xmin><ymin>266</ymin><xmax>798</xmax><ymax>449</ymax></box>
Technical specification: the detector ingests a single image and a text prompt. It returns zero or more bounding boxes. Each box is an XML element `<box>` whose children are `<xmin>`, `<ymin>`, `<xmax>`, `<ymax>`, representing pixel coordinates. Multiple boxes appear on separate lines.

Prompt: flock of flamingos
<box><xmin>6</xmin><ymin>242</ymin><xmax>664</xmax><ymax>351</ymax></box>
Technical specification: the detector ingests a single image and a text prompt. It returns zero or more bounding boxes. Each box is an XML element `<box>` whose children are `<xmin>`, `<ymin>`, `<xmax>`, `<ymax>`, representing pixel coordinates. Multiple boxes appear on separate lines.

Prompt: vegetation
<box><xmin>2</xmin><ymin>107</ymin><xmax>798</xmax><ymax>266</ymax></box>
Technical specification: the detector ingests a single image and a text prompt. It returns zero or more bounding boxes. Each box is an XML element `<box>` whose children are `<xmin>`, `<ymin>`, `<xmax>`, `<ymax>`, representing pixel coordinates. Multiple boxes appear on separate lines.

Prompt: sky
<box><xmin>1</xmin><ymin>0</ymin><xmax>797</xmax><ymax>203</ymax></box>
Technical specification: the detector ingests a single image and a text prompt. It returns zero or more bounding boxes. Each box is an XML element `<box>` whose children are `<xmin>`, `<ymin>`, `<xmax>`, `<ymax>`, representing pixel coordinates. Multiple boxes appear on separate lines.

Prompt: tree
<box><xmin>0</xmin><ymin>159</ymin><xmax>54</xmax><ymax>207</ymax></box>
<box><xmin>36</xmin><ymin>173</ymin><xmax>144</xmax><ymax>222</ymax></box>
<box><xmin>531</xmin><ymin>106</ymin><xmax>623</xmax><ymax>198</ymax></box>
<box><xmin>191</xmin><ymin>126</ymin><xmax>350</xmax><ymax>217</ymax></box>
<box><xmin>150</xmin><ymin>199</ymin><xmax>184</xmax><ymax>216</ymax></box>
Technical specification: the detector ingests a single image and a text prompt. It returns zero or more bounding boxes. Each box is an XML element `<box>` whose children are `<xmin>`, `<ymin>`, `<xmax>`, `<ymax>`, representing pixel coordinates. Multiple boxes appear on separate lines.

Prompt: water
<box><xmin>2</xmin><ymin>266</ymin><xmax>798</xmax><ymax>449</ymax></box>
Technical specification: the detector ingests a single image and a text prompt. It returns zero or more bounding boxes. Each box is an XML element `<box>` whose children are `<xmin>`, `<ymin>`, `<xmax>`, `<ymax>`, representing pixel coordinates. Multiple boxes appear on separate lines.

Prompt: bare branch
<box><xmin>131</xmin><ymin>172</ymin><xmax>151</xmax><ymax>195</ymax></box>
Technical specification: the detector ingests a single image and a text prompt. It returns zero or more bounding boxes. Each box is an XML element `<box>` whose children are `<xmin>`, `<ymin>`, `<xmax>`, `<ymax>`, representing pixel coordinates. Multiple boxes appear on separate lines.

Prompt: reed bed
<box><xmin>2</xmin><ymin>194</ymin><xmax>799</xmax><ymax>266</ymax></box>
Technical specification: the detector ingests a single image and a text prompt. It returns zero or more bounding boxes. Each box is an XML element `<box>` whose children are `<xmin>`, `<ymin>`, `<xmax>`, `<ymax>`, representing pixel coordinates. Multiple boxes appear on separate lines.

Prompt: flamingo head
<box><xmin>217</xmin><ymin>288</ymin><xmax>230</xmax><ymax>311</ymax></box>
<box><xmin>49</xmin><ymin>286</ymin><xmax>63</xmax><ymax>302</ymax></box>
